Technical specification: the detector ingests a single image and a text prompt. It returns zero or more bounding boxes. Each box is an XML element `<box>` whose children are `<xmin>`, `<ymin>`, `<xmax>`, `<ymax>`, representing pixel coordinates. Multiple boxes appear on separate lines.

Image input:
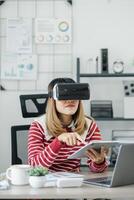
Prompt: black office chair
<box><xmin>11</xmin><ymin>125</ymin><xmax>30</xmax><ymax>164</ymax></box>
<box><xmin>20</xmin><ymin>94</ymin><xmax>48</xmax><ymax>118</ymax></box>
<box><xmin>11</xmin><ymin>93</ymin><xmax>48</xmax><ymax>164</ymax></box>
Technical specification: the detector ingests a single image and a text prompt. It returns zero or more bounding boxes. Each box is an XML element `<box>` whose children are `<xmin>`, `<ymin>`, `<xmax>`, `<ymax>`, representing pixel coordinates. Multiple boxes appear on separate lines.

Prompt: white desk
<box><xmin>0</xmin><ymin>171</ymin><xmax>134</xmax><ymax>199</ymax></box>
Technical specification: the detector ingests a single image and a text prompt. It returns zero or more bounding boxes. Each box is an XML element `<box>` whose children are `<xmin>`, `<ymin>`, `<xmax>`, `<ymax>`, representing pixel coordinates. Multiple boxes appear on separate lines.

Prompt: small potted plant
<box><xmin>29</xmin><ymin>166</ymin><xmax>48</xmax><ymax>188</ymax></box>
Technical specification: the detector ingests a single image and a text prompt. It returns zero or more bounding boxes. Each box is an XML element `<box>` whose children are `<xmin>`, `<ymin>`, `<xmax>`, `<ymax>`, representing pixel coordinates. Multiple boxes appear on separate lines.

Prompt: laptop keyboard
<box><xmin>84</xmin><ymin>176</ymin><xmax>112</xmax><ymax>185</ymax></box>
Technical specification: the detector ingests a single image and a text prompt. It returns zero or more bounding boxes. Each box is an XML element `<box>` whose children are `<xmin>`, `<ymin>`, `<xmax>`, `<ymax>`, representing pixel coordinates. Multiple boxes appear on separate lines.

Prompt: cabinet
<box><xmin>76</xmin><ymin>57</ymin><xmax>134</xmax><ymax>121</ymax></box>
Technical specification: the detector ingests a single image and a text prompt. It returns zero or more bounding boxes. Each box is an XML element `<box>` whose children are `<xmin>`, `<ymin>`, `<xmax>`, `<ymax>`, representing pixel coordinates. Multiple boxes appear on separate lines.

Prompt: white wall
<box><xmin>73</xmin><ymin>0</ymin><xmax>134</xmax><ymax>117</ymax></box>
<box><xmin>0</xmin><ymin>0</ymin><xmax>73</xmax><ymax>172</ymax></box>
<box><xmin>0</xmin><ymin>0</ymin><xmax>73</xmax><ymax>91</ymax></box>
<box><xmin>1</xmin><ymin>0</ymin><xmax>134</xmax><ymax>172</ymax></box>
<box><xmin>73</xmin><ymin>0</ymin><xmax>134</xmax><ymax>71</ymax></box>
<box><xmin>72</xmin><ymin>0</ymin><xmax>134</xmax><ymax>146</ymax></box>
<box><xmin>0</xmin><ymin>91</ymin><xmax>33</xmax><ymax>171</ymax></box>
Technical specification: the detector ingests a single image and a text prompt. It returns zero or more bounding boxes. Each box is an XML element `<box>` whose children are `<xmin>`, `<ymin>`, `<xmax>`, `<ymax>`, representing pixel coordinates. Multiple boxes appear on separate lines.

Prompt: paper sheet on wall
<box><xmin>35</xmin><ymin>18</ymin><xmax>72</xmax><ymax>44</ymax></box>
<box><xmin>7</xmin><ymin>18</ymin><xmax>32</xmax><ymax>54</ymax></box>
<box><xmin>1</xmin><ymin>54</ymin><xmax>37</xmax><ymax>80</ymax></box>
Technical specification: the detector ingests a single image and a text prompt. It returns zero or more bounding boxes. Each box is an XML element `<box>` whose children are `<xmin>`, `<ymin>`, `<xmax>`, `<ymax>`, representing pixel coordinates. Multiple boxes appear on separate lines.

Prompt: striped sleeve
<box><xmin>86</xmin><ymin>120</ymin><xmax>108</xmax><ymax>172</ymax></box>
<box><xmin>28</xmin><ymin>122</ymin><xmax>64</xmax><ymax>168</ymax></box>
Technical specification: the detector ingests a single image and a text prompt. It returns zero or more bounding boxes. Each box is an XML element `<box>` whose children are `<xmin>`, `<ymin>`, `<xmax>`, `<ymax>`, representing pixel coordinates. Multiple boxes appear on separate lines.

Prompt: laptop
<box><xmin>84</xmin><ymin>143</ymin><xmax>134</xmax><ymax>187</ymax></box>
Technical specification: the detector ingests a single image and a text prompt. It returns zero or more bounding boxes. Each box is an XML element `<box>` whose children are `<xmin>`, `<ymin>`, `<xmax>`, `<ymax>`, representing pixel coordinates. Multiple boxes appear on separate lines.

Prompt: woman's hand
<box><xmin>58</xmin><ymin>132</ymin><xmax>85</xmax><ymax>146</ymax></box>
<box><xmin>86</xmin><ymin>146</ymin><xmax>109</xmax><ymax>165</ymax></box>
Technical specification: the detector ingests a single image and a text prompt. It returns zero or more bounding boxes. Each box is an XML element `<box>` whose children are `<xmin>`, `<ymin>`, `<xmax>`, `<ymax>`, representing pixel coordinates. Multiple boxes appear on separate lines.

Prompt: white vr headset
<box><xmin>49</xmin><ymin>83</ymin><xmax>90</xmax><ymax>100</ymax></box>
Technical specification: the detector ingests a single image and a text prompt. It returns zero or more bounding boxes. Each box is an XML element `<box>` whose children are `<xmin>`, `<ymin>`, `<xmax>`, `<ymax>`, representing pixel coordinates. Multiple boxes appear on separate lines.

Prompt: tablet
<box><xmin>68</xmin><ymin>140</ymin><xmax>119</xmax><ymax>159</ymax></box>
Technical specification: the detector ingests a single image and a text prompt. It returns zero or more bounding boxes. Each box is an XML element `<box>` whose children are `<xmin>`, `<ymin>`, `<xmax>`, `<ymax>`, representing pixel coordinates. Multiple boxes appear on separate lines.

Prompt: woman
<box><xmin>28</xmin><ymin>78</ymin><xmax>108</xmax><ymax>172</ymax></box>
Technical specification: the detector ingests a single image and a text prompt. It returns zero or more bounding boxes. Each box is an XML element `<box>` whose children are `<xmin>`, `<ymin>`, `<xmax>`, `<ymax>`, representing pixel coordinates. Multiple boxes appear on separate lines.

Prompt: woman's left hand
<box><xmin>86</xmin><ymin>146</ymin><xmax>109</xmax><ymax>165</ymax></box>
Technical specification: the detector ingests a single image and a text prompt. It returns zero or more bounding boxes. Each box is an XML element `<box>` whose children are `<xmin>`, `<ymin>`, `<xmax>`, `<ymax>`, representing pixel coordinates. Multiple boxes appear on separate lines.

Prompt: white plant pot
<box><xmin>29</xmin><ymin>176</ymin><xmax>46</xmax><ymax>188</ymax></box>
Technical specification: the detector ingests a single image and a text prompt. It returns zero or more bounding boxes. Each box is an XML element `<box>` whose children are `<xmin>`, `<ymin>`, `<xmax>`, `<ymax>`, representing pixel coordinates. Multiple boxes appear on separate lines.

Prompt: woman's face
<box><xmin>55</xmin><ymin>99</ymin><xmax>79</xmax><ymax>115</ymax></box>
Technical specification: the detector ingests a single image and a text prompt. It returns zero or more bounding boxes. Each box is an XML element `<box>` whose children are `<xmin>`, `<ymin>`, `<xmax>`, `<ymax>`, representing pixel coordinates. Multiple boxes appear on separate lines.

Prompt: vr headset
<box><xmin>49</xmin><ymin>83</ymin><xmax>90</xmax><ymax>100</ymax></box>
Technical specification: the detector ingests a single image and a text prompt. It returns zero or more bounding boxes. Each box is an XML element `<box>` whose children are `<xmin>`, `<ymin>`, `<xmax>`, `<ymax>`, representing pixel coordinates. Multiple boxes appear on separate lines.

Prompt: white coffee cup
<box><xmin>6</xmin><ymin>164</ymin><xmax>31</xmax><ymax>185</ymax></box>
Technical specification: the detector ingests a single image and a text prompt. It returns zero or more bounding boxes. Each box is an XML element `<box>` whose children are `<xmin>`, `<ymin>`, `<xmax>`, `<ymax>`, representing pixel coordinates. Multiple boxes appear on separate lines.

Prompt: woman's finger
<box><xmin>86</xmin><ymin>149</ymin><xmax>97</xmax><ymax>159</ymax></box>
<box><xmin>101</xmin><ymin>146</ymin><xmax>109</xmax><ymax>155</ymax></box>
<box><xmin>68</xmin><ymin>135</ymin><xmax>74</xmax><ymax>146</ymax></box>
<box><xmin>75</xmin><ymin>132</ymin><xmax>87</xmax><ymax>144</ymax></box>
<box><xmin>71</xmin><ymin>133</ymin><xmax>77</xmax><ymax>145</ymax></box>
<box><xmin>86</xmin><ymin>150</ymin><xmax>95</xmax><ymax>160</ymax></box>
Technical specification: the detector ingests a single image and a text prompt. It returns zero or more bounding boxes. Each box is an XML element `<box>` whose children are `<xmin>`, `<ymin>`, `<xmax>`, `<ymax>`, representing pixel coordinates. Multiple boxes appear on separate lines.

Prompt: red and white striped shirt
<box><xmin>28</xmin><ymin>115</ymin><xmax>108</xmax><ymax>172</ymax></box>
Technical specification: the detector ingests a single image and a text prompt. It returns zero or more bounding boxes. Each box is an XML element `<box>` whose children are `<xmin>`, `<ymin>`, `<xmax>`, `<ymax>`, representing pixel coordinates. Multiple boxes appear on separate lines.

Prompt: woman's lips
<box><xmin>65</xmin><ymin>104</ymin><xmax>76</xmax><ymax>108</ymax></box>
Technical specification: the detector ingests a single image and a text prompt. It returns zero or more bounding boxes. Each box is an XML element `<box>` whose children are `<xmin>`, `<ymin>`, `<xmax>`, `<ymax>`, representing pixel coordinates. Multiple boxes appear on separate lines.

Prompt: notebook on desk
<box><xmin>84</xmin><ymin>143</ymin><xmax>134</xmax><ymax>187</ymax></box>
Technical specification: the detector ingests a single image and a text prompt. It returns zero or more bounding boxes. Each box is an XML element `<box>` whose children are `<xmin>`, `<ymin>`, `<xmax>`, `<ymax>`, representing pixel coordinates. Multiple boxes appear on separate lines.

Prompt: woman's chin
<box><xmin>63</xmin><ymin>110</ymin><xmax>76</xmax><ymax>115</ymax></box>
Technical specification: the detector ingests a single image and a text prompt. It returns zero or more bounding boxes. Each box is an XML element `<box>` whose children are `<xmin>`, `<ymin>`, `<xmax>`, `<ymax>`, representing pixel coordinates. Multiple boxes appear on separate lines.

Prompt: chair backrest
<box><xmin>11</xmin><ymin>125</ymin><xmax>30</xmax><ymax>165</ymax></box>
<box><xmin>11</xmin><ymin>93</ymin><xmax>48</xmax><ymax>164</ymax></box>
<box><xmin>19</xmin><ymin>94</ymin><xmax>48</xmax><ymax>118</ymax></box>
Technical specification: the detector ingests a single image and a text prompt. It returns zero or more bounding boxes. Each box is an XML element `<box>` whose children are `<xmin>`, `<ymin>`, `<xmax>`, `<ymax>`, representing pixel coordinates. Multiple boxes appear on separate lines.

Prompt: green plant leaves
<box><xmin>29</xmin><ymin>166</ymin><xmax>48</xmax><ymax>176</ymax></box>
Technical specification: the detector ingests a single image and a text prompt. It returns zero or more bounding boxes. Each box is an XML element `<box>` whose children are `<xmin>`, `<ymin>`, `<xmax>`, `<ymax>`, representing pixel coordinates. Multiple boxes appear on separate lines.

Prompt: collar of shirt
<box><xmin>34</xmin><ymin>114</ymin><xmax>92</xmax><ymax>142</ymax></box>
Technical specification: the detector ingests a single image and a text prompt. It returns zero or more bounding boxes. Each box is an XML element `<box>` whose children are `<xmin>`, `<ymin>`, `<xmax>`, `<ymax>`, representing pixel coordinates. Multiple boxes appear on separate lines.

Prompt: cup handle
<box><xmin>6</xmin><ymin>168</ymin><xmax>12</xmax><ymax>180</ymax></box>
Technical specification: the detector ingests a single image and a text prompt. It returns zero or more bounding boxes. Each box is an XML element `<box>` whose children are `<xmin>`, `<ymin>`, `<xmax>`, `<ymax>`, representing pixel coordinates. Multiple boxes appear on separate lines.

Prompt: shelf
<box><xmin>95</xmin><ymin>118</ymin><xmax>134</xmax><ymax>121</ymax></box>
<box><xmin>79</xmin><ymin>73</ymin><xmax>134</xmax><ymax>78</ymax></box>
<box><xmin>76</xmin><ymin>58</ymin><xmax>134</xmax><ymax>82</ymax></box>
<box><xmin>76</xmin><ymin>58</ymin><xmax>134</xmax><ymax>123</ymax></box>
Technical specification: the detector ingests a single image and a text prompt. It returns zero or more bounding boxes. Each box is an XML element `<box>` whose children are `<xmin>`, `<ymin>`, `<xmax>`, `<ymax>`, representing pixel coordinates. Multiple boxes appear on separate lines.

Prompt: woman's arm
<box><xmin>28</xmin><ymin>122</ymin><xmax>64</xmax><ymax>168</ymax></box>
<box><xmin>86</xmin><ymin>120</ymin><xmax>109</xmax><ymax>172</ymax></box>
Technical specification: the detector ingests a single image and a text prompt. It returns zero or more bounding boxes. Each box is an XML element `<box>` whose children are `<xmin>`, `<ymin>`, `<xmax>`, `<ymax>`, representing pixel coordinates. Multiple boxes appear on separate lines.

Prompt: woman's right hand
<box><xmin>58</xmin><ymin>132</ymin><xmax>85</xmax><ymax>146</ymax></box>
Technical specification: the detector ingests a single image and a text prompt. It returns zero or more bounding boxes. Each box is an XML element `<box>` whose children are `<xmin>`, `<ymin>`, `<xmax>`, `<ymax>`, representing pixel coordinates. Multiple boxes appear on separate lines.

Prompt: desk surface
<box><xmin>0</xmin><ymin>170</ymin><xmax>134</xmax><ymax>199</ymax></box>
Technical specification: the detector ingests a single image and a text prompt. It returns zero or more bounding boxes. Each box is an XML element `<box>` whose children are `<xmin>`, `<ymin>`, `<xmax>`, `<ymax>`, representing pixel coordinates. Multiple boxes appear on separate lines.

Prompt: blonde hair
<box><xmin>46</xmin><ymin>98</ymin><xmax>87</xmax><ymax>137</ymax></box>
